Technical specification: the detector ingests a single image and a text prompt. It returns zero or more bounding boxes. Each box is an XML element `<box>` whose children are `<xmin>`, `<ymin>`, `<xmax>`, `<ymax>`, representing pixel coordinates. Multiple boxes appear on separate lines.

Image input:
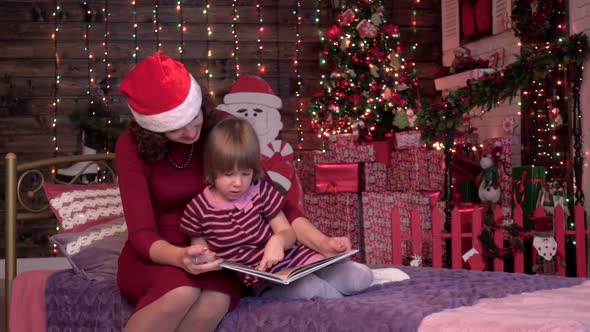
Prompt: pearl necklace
<box><xmin>167</xmin><ymin>144</ymin><xmax>194</xmax><ymax>169</ymax></box>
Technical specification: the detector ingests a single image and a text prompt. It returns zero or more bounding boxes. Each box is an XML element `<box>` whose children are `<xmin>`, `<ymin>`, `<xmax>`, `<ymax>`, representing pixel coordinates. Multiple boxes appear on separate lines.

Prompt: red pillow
<box><xmin>43</xmin><ymin>182</ymin><xmax>123</xmax><ymax>233</ymax></box>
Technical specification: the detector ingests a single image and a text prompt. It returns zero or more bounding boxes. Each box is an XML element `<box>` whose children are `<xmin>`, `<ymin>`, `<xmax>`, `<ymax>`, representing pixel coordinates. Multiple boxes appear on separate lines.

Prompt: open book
<box><xmin>220</xmin><ymin>249</ymin><xmax>359</xmax><ymax>285</ymax></box>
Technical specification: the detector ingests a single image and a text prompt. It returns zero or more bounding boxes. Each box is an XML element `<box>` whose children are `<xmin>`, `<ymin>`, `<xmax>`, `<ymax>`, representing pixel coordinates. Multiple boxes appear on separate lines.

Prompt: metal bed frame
<box><xmin>4</xmin><ymin>152</ymin><xmax>116</xmax><ymax>332</ymax></box>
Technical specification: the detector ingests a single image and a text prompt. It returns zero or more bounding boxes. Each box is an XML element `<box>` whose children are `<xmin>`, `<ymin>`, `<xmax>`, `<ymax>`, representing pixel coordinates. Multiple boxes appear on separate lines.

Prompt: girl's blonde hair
<box><xmin>203</xmin><ymin>117</ymin><xmax>265</xmax><ymax>185</ymax></box>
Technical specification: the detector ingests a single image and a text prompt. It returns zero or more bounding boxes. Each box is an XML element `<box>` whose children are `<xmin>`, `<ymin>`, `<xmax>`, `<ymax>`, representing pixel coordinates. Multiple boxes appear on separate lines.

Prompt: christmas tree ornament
<box><xmin>531</xmin><ymin>216</ymin><xmax>558</xmax><ymax>275</ymax></box>
<box><xmin>502</xmin><ymin>116</ymin><xmax>517</xmax><ymax>134</ymax></box>
<box><xmin>406</xmin><ymin>108</ymin><xmax>417</xmax><ymax>127</ymax></box>
<box><xmin>370</xmin><ymin>12</ymin><xmax>383</xmax><ymax>26</ymax></box>
<box><xmin>356</xmin><ymin>19</ymin><xmax>378</xmax><ymax>38</ymax></box>
<box><xmin>339</xmin><ymin>8</ymin><xmax>355</xmax><ymax>25</ymax></box>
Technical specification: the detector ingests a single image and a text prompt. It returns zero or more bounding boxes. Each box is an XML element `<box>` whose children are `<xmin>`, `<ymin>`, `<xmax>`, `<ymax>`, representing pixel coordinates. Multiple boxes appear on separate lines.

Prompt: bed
<box><xmin>5</xmin><ymin>152</ymin><xmax>590</xmax><ymax>332</ymax></box>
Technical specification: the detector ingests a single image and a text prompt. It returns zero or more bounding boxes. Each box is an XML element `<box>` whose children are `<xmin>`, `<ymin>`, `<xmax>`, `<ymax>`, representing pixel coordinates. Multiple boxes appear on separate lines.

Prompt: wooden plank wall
<box><xmin>0</xmin><ymin>0</ymin><xmax>440</xmax><ymax>257</ymax></box>
<box><xmin>0</xmin><ymin>0</ymin><xmax>441</xmax><ymax>159</ymax></box>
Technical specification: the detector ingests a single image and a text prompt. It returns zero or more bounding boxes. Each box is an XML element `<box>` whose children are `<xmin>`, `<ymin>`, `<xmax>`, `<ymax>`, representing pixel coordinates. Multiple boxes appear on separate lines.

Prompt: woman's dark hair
<box><xmin>129</xmin><ymin>80</ymin><xmax>218</xmax><ymax>162</ymax></box>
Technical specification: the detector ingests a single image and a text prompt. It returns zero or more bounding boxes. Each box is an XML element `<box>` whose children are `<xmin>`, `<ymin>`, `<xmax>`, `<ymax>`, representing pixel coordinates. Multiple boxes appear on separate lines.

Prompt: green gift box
<box><xmin>512</xmin><ymin>166</ymin><xmax>546</xmax><ymax>228</ymax></box>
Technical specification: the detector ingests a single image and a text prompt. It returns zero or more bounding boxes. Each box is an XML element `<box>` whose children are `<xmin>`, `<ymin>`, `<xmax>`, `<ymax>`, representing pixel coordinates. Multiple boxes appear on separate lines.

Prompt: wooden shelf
<box><xmin>434</xmin><ymin>68</ymin><xmax>496</xmax><ymax>91</ymax></box>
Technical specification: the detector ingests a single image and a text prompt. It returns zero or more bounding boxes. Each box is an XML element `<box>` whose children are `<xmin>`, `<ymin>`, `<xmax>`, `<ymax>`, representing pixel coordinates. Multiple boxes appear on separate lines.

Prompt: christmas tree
<box><xmin>308</xmin><ymin>0</ymin><xmax>420</xmax><ymax>142</ymax></box>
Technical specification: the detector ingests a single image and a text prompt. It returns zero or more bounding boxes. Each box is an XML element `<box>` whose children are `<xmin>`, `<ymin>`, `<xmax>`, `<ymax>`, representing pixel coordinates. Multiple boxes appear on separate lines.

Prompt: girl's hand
<box><xmin>319</xmin><ymin>237</ymin><xmax>352</xmax><ymax>257</ymax></box>
<box><xmin>181</xmin><ymin>245</ymin><xmax>222</xmax><ymax>274</ymax></box>
<box><xmin>257</xmin><ymin>236</ymin><xmax>285</xmax><ymax>271</ymax></box>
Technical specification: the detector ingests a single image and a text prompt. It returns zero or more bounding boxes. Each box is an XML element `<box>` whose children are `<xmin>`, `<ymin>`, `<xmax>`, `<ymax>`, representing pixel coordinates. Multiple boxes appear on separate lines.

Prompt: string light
<box><xmin>51</xmin><ymin>1</ymin><xmax>61</xmax><ymax>156</ymax></box>
<box><xmin>294</xmin><ymin>0</ymin><xmax>303</xmax><ymax>151</ymax></box>
<box><xmin>231</xmin><ymin>0</ymin><xmax>240</xmax><ymax>78</ymax></box>
<box><xmin>153</xmin><ymin>1</ymin><xmax>161</xmax><ymax>50</ymax></box>
<box><xmin>101</xmin><ymin>0</ymin><xmax>111</xmax><ymax>152</ymax></box>
<box><xmin>256</xmin><ymin>1</ymin><xmax>265</xmax><ymax>74</ymax></box>
<box><xmin>410</xmin><ymin>0</ymin><xmax>419</xmax><ymax>79</ymax></box>
<box><xmin>177</xmin><ymin>0</ymin><xmax>185</xmax><ymax>60</ymax></box>
<box><xmin>82</xmin><ymin>1</ymin><xmax>96</xmax><ymax>150</ymax></box>
<box><xmin>203</xmin><ymin>1</ymin><xmax>214</xmax><ymax>96</ymax></box>
<box><xmin>131</xmin><ymin>0</ymin><xmax>138</xmax><ymax>63</ymax></box>
<box><xmin>51</xmin><ymin>0</ymin><xmax>62</xmax><ymax>254</ymax></box>
<box><xmin>314</xmin><ymin>0</ymin><xmax>327</xmax><ymax>152</ymax></box>
<box><xmin>519</xmin><ymin>2</ymin><xmax>568</xmax><ymax>183</ymax></box>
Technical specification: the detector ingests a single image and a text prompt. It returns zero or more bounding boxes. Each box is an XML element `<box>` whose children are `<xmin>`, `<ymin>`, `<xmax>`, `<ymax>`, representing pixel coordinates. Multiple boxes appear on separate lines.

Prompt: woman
<box><xmin>116</xmin><ymin>51</ymin><xmax>353</xmax><ymax>332</ymax></box>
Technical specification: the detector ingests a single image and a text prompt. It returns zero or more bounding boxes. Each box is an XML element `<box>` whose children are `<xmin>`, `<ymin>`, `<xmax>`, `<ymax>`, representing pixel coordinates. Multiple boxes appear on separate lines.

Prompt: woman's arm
<box><xmin>150</xmin><ymin>240</ymin><xmax>222</xmax><ymax>273</ymax></box>
<box><xmin>116</xmin><ymin>132</ymin><xmax>220</xmax><ymax>273</ymax></box>
<box><xmin>115</xmin><ymin>131</ymin><xmax>163</xmax><ymax>261</ymax></box>
<box><xmin>291</xmin><ymin>217</ymin><xmax>352</xmax><ymax>257</ymax></box>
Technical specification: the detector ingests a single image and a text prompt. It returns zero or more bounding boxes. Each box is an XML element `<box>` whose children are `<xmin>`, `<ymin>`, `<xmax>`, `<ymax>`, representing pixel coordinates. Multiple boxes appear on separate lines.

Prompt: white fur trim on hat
<box><xmin>129</xmin><ymin>75</ymin><xmax>202</xmax><ymax>133</ymax></box>
<box><xmin>224</xmin><ymin>92</ymin><xmax>282</xmax><ymax>109</ymax></box>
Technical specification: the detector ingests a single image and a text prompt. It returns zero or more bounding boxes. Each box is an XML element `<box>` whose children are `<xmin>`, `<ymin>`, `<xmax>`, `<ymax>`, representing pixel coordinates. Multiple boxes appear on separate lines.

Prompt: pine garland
<box><xmin>417</xmin><ymin>33</ymin><xmax>590</xmax><ymax>143</ymax></box>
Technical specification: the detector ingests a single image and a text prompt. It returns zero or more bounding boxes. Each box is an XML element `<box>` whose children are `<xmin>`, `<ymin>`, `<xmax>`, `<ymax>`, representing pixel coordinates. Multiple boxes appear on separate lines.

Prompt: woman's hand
<box><xmin>257</xmin><ymin>236</ymin><xmax>285</xmax><ymax>271</ymax></box>
<box><xmin>318</xmin><ymin>237</ymin><xmax>352</xmax><ymax>257</ymax></box>
<box><xmin>181</xmin><ymin>244</ymin><xmax>222</xmax><ymax>274</ymax></box>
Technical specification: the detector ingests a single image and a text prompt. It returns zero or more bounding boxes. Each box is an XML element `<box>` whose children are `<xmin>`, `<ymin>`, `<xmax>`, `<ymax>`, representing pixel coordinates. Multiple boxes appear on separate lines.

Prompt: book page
<box><xmin>219</xmin><ymin>249</ymin><xmax>359</xmax><ymax>285</ymax></box>
<box><xmin>286</xmin><ymin>249</ymin><xmax>358</xmax><ymax>281</ymax></box>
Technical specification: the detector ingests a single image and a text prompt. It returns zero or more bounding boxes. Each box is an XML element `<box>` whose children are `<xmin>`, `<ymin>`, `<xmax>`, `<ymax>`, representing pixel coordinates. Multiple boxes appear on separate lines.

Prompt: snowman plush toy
<box><xmin>217</xmin><ymin>75</ymin><xmax>304</xmax><ymax>210</ymax></box>
<box><xmin>476</xmin><ymin>146</ymin><xmax>502</xmax><ymax>214</ymax></box>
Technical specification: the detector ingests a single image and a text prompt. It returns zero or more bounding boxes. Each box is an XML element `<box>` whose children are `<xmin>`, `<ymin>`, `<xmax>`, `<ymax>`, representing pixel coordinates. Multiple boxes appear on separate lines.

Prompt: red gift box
<box><xmin>325</xmin><ymin>134</ymin><xmax>377</xmax><ymax>163</ymax></box>
<box><xmin>295</xmin><ymin>151</ymin><xmax>322</xmax><ymax>193</ymax></box>
<box><xmin>303</xmin><ymin>193</ymin><xmax>361</xmax><ymax>261</ymax></box>
<box><xmin>390</xmin><ymin>148</ymin><xmax>444</xmax><ymax>191</ymax></box>
<box><xmin>314</xmin><ymin>163</ymin><xmax>359</xmax><ymax>194</ymax></box>
<box><xmin>394</xmin><ymin>131</ymin><xmax>423</xmax><ymax>149</ymax></box>
<box><xmin>362</xmin><ymin>192</ymin><xmax>435</xmax><ymax>265</ymax></box>
<box><xmin>361</xmin><ymin>162</ymin><xmax>390</xmax><ymax>192</ymax></box>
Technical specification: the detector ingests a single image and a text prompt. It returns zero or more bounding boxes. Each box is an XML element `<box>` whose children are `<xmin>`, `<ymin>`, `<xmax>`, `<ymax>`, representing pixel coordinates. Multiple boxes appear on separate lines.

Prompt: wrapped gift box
<box><xmin>362</xmin><ymin>192</ymin><xmax>435</xmax><ymax>265</ymax></box>
<box><xmin>315</xmin><ymin>163</ymin><xmax>359</xmax><ymax>194</ymax></box>
<box><xmin>361</xmin><ymin>162</ymin><xmax>390</xmax><ymax>192</ymax></box>
<box><xmin>390</xmin><ymin>148</ymin><xmax>444</xmax><ymax>191</ymax></box>
<box><xmin>325</xmin><ymin>134</ymin><xmax>377</xmax><ymax>163</ymax></box>
<box><xmin>303</xmin><ymin>193</ymin><xmax>361</xmax><ymax>261</ymax></box>
<box><xmin>512</xmin><ymin>166</ymin><xmax>547</xmax><ymax>225</ymax></box>
<box><xmin>483</xmin><ymin>137</ymin><xmax>513</xmax><ymax>216</ymax></box>
<box><xmin>394</xmin><ymin>131</ymin><xmax>424</xmax><ymax>149</ymax></box>
<box><xmin>295</xmin><ymin>151</ymin><xmax>322</xmax><ymax>193</ymax></box>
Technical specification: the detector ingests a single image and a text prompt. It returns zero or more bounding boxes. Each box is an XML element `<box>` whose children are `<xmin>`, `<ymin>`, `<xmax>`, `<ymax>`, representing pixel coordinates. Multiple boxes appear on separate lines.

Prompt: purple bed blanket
<box><xmin>45</xmin><ymin>266</ymin><xmax>584</xmax><ymax>331</ymax></box>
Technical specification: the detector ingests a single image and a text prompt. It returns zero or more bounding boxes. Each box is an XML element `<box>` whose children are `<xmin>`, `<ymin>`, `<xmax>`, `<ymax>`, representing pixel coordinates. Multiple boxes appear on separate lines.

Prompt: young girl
<box><xmin>179</xmin><ymin>117</ymin><xmax>373</xmax><ymax>299</ymax></box>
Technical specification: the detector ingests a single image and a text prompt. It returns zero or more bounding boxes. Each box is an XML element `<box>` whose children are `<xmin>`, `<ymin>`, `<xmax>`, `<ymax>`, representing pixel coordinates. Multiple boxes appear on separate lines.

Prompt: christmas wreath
<box><xmin>478</xmin><ymin>215</ymin><xmax>527</xmax><ymax>259</ymax></box>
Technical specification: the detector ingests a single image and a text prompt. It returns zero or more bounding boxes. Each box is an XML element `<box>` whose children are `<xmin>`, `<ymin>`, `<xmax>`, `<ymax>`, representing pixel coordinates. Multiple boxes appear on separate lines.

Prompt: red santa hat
<box><xmin>119</xmin><ymin>51</ymin><xmax>202</xmax><ymax>133</ymax></box>
<box><xmin>223</xmin><ymin>75</ymin><xmax>282</xmax><ymax>109</ymax></box>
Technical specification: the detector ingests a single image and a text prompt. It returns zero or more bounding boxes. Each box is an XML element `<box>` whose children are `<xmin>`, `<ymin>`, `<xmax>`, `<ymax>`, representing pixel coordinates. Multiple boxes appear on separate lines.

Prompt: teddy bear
<box><xmin>450</xmin><ymin>46</ymin><xmax>472</xmax><ymax>74</ymax></box>
<box><xmin>216</xmin><ymin>75</ymin><xmax>304</xmax><ymax>210</ymax></box>
<box><xmin>476</xmin><ymin>148</ymin><xmax>501</xmax><ymax>214</ymax></box>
